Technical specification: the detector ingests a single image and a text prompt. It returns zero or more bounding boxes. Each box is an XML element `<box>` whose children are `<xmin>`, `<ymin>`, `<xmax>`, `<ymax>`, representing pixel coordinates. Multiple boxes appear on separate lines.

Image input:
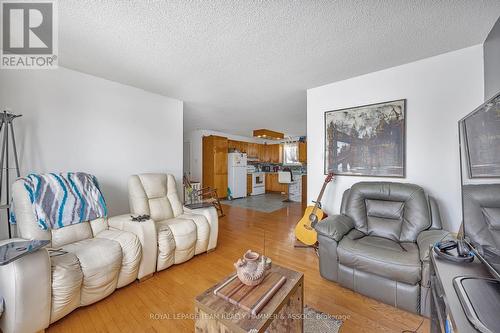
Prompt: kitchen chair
<box><xmin>278</xmin><ymin>171</ymin><xmax>293</xmax><ymax>202</ymax></box>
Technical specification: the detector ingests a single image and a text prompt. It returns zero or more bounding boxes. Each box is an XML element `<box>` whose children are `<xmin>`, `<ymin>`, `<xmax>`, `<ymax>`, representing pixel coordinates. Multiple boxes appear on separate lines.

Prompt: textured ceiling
<box><xmin>58</xmin><ymin>1</ymin><xmax>500</xmax><ymax>137</ymax></box>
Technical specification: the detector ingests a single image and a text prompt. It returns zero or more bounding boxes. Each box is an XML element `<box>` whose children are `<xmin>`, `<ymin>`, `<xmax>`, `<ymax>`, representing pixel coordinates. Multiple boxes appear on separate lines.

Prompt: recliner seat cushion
<box><xmin>338</xmin><ymin>232</ymin><xmax>421</xmax><ymax>285</ymax></box>
<box><xmin>177</xmin><ymin>213</ymin><xmax>210</xmax><ymax>255</ymax></box>
<box><xmin>157</xmin><ymin>218</ymin><xmax>197</xmax><ymax>264</ymax></box>
<box><xmin>95</xmin><ymin>229</ymin><xmax>142</xmax><ymax>288</ymax></box>
<box><xmin>49</xmin><ymin>252</ymin><xmax>83</xmax><ymax>323</ymax></box>
<box><xmin>157</xmin><ymin>224</ymin><xmax>176</xmax><ymax>270</ymax></box>
<box><xmin>62</xmin><ymin>238</ymin><xmax>122</xmax><ymax>306</ymax></box>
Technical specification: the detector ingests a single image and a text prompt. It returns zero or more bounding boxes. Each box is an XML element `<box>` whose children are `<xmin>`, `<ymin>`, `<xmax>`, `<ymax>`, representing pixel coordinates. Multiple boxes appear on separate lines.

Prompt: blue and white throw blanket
<box><xmin>10</xmin><ymin>172</ymin><xmax>108</xmax><ymax>230</ymax></box>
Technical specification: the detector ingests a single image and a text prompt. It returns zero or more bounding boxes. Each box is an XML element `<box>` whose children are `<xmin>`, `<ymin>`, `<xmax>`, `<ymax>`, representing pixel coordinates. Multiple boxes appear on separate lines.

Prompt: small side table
<box><xmin>0</xmin><ymin>239</ymin><xmax>50</xmax><ymax>265</ymax></box>
<box><xmin>195</xmin><ymin>263</ymin><xmax>304</xmax><ymax>333</ymax></box>
<box><xmin>430</xmin><ymin>251</ymin><xmax>493</xmax><ymax>332</ymax></box>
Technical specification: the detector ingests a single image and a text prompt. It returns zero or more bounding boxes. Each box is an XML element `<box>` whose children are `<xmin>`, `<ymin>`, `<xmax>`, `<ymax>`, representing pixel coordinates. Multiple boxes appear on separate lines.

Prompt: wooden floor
<box><xmin>47</xmin><ymin>202</ymin><xmax>429</xmax><ymax>333</ymax></box>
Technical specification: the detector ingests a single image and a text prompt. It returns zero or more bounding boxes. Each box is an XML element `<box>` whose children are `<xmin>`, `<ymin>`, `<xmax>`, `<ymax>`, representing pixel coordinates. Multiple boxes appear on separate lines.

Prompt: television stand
<box><xmin>430</xmin><ymin>251</ymin><xmax>497</xmax><ymax>332</ymax></box>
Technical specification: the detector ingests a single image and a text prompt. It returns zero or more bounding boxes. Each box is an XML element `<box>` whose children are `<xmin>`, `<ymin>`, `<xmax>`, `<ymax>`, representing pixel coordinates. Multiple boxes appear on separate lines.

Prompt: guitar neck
<box><xmin>311</xmin><ymin>181</ymin><xmax>328</xmax><ymax>215</ymax></box>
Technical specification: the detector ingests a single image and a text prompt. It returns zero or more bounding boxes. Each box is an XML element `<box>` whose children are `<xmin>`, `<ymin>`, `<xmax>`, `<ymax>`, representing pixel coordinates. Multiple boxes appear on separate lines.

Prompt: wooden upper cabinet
<box><xmin>228</xmin><ymin>140</ymin><xmax>248</xmax><ymax>154</ymax></box>
<box><xmin>261</xmin><ymin>145</ymin><xmax>269</xmax><ymax>162</ymax></box>
<box><xmin>298</xmin><ymin>142</ymin><xmax>307</xmax><ymax>163</ymax></box>
<box><xmin>247</xmin><ymin>143</ymin><xmax>259</xmax><ymax>158</ymax></box>
<box><xmin>228</xmin><ymin>140</ymin><xmax>237</xmax><ymax>151</ymax></box>
<box><xmin>271</xmin><ymin>144</ymin><xmax>280</xmax><ymax>163</ymax></box>
<box><xmin>238</xmin><ymin>141</ymin><xmax>248</xmax><ymax>154</ymax></box>
<box><xmin>257</xmin><ymin>144</ymin><xmax>280</xmax><ymax>163</ymax></box>
<box><xmin>257</xmin><ymin>144</ymin><xmax>266</xmax><ymax>162</ymax></box>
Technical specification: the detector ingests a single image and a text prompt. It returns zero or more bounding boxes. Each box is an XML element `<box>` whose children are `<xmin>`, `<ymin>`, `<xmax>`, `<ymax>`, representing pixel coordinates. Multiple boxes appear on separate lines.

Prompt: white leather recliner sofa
<box><xmin>128</xmin><ymin>173</ymin><xmax>218</xmax><ymax>271</ymax></box>
<box><xmin>0</xmin><ymin>179</ymin><xmax>146</xmax><ymax>333</ymax></box>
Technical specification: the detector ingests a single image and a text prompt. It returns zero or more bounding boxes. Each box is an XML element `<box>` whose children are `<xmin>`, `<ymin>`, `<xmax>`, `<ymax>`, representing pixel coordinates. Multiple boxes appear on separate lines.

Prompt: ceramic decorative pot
<box><xmin>234</xmin><ymin>250</ymin><xmax>270</xmax><ymax>286</ymax></box>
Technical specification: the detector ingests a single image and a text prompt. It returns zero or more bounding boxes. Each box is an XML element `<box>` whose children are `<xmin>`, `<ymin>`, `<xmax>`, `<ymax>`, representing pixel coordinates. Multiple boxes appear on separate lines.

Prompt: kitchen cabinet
<box><xmin>265</xmin><ymin>173</ymin><xmax>288</xmax><ymax>193</ymax></box>
<box><xmin>202</xmin><ymin>135</ymin><xmax>228</xmax><ymax>198</ymax></box>
<box><xmin>228</xmin><ymin>140</ymin><xmax>248</xmax><ymax>154</ymax></box>
<box><xmin>237</xmin><ymin>141</ymin><xmax>248</xmax><ymax>154</ymax></box>
<box><xmin>247</xmin><ymin>143</ymin><xmax>259</xmax><ymax>159</ymax></box>
<box><xmin>263</xmin><ymin>145</ymin><xmax>270</xmax><ymax>162</ymax></box>
<box><xmin>265</xmin><ymin>173</ymin><xmax>275</xmax><ymax>191</ymax></box>
<box><xmin>247</xmin><ymin>174</ymin><xmax>252</xmax><ymax>195</ymax></box>
<box><xmin>298</xmin><ymin>142</ymin><xmax>307</xmax><ymax>163</ymax></box>
<box><xmin>270</xmin><ymin>144</ymin><xmax>280</xmax><ymax>163</ymax></box>
<box><xmin>228</xmin><ymin>139</ymin><xmax>237</xmax><ymax>151</ymax></box>
<box><xmin>260</xmin><ymin>144</ymin><xmax>280</xmax><ymax>163</ymax></box>
<box><xmin>257</xmin><ymin>144</ymin><xmax>267</xmax><ymax>162</ymax></box>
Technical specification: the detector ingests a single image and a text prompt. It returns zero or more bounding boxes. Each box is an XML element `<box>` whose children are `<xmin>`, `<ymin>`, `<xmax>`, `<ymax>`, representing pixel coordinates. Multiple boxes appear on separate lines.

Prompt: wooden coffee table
<box><xmin>195</xmin><ymin>263</ymin><xmax>304</xmax><ymax>333</ymax></box>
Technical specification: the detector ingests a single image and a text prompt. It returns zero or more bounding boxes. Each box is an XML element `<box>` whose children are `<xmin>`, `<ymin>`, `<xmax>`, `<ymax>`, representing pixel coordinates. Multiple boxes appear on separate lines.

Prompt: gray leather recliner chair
<box><xmin>315</xmin><ymin>182</ymin><xmax>449</xmax><ymax>316</ymax></box>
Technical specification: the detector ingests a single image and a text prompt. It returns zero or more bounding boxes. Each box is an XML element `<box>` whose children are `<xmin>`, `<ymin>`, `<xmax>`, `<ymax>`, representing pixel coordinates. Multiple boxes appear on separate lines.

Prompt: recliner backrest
<box><xmin>12</xmin><ymin>179</ymin><xmax>102</xmax><ymax>247</ymax></box>
<box><xmin>463</xmin><ymin>184</ymin><xmax>500</xmax><ymax>249</ymax></box>
<box><xmin>344</xmin><ymin>182</ymin><xmax>431</xmax><ymax>242</ymax></box>
<box><xmin>128</xmin><ymin>173</ymin><xmax>183</xmax><ymax>221</ymax></box>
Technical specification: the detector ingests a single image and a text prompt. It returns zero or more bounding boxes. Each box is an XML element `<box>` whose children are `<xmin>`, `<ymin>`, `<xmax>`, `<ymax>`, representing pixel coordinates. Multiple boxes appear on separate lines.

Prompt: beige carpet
<box><xmin>304</xmin><ymin>306</ymin><xmax>343</xmax><ymax>333</ymax></box>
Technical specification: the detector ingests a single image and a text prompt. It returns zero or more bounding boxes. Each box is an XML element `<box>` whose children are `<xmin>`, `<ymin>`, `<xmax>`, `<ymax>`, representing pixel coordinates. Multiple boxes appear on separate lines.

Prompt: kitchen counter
<box><xmin>245</xmin><ymin>172</ymin><xmax>307</xmax><ymax>203</ymax></box>
<box><xmin>247</xmin><ymin>171</ymin><xmax>307</xmax><ymax>175</ymax></box>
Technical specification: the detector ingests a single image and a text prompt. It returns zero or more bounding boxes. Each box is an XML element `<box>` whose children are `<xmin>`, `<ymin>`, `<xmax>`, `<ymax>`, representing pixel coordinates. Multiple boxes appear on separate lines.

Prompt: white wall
<box><xmin>484</xmin><ymin>17</ymin><xmax>500</xmax><ymax>100</ymax></box>
<box><xmin>307</xmin><ymin>45</ymin><xmax>484</xmax><ymax>232</ymax></box>
<box><xmin>186</xmin><ymin>129</ymin><xmax>266</xmax><ymax>182</ymax></box>
<box><xmin>0</xmin><ymin>67</ymin><xmax>183</xmax><ymax>239</ymax></box>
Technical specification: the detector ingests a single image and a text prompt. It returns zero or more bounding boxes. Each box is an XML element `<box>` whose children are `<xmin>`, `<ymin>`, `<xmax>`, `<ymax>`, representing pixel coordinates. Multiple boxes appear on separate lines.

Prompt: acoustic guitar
<box><xmin>294</xmin><ymin>173</ymin><xmax>334</xmax><ymax>246</ymax></box>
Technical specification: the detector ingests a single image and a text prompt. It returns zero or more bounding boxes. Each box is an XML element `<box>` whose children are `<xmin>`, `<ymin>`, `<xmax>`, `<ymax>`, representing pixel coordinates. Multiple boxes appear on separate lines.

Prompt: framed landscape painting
<box><xmin>324</xmin><ymin>99</ymin><xmax>406</xmax><ymax>177</ymax></box>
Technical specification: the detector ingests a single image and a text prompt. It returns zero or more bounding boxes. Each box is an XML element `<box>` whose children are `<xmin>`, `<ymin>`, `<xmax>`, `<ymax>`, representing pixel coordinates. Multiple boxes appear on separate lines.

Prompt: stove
<box><xmin>251</xmin><ymin>172</ymin><xmax>265</xmax><ymax>195</ymax></box>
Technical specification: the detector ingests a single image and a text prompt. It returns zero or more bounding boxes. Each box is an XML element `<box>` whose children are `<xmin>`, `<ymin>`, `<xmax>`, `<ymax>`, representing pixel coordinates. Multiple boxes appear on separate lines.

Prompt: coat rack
<box><xmin>0</xmin><ymin>110</ymin><xmax>22</xmax><ymax>238</ymax></box>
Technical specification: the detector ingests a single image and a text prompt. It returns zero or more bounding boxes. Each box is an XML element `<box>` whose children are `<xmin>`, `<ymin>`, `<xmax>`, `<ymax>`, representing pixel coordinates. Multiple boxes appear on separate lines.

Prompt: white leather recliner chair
<box><xmin>128</xmin><ymin>173</ymin><xmax>218</xmax><ymax>271</ymax></box>
<box><xmin>0</xmin><ymin>179</ymin><xmax>146</xmax><ymax>333</ymax></box>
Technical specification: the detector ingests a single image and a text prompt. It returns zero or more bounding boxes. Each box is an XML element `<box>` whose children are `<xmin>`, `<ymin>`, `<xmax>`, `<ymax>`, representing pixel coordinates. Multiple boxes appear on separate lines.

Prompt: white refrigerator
<box><xmin>227</xmin><ymin>152</ymin><xmax>247</xmax><ymax>199</ymax></box>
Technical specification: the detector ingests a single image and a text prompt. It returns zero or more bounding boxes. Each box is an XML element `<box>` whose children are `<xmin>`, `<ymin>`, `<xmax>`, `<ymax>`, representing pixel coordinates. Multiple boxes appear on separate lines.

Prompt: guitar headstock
<box><xmin>325</xmin><ymin>172</ymin><xmax>335</xmax><ymax>183</ymax></box>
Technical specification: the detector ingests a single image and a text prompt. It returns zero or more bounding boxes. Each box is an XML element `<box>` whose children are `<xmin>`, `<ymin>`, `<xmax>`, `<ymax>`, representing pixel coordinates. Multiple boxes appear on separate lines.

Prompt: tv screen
<box><xmin>463</xmin><ymin>92</ymin><xmax>500</xmax><ymax>178</ymax></box>
<box><xmin>460</xmin><ymin>91</ymin><xmax>500</xmax><ymax>280</ymax></box>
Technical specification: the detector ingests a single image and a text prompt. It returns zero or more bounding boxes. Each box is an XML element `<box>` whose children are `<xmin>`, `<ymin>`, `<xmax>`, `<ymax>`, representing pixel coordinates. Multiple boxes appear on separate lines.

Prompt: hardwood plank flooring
<box><xmin>47</xmin><ymin>202</ymin><xmax>429</xmax><ymax>332</ymax></box>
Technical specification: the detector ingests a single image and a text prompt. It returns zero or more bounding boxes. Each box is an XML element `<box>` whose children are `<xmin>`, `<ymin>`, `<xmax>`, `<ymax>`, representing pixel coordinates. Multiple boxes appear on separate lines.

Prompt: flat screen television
<box><xmin>459</xmin><ymin>90</ymin><xmax>500</xmax><ymax>281</ymax></box>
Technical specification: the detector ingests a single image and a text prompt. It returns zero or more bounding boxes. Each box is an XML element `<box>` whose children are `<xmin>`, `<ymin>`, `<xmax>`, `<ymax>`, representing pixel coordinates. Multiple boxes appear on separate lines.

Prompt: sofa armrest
<box><xmin>0</xmin><ymin>238</ymin><xmax>51</xmax><ymax>333</ymax></box>
<box><xmin>315</xmin><ymin>215</ymin><xmax>354</xmax><ymax>282</ymax></box>
<box><xmin>184</xmin><ymin>206</ymin><xmax>218</xmax><ymax>251</ymax></box>
<box><xmin>417</xmin><ymin>229</ymin><xmax>452</xmax><ymax>262</ymax></box>
<box><xmin>108</xmin><ymin>214</ymin><xmax>158</xmax><ymax>278</ymax></box>
<box><xmin>315</xmin><ymin>214</ymin><xmax>355</xmax><ymax>242</ymax></box>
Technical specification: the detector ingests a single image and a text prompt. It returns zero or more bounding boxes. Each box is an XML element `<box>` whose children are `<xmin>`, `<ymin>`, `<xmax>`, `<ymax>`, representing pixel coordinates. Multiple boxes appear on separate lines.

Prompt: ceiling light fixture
<box><xmin>253</xmin><ymin>129</ymin><xmax>284</xmax><ymax>140</ymax></box>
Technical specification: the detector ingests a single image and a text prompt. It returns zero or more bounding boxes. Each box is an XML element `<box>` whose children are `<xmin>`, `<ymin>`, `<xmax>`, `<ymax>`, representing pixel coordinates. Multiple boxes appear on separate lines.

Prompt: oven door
<box><xmin>254</xmin><ymin>174</ymin><xmax>265</xmax><ymax>187</ymax></box>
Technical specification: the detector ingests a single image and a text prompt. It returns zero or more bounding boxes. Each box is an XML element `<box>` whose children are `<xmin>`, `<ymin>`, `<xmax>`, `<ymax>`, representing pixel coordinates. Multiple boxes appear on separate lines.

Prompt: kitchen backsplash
<box><xmin>248</xmin><ymin>161</ymin><xmax>306</xmax><ymax>174</ymax></box>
